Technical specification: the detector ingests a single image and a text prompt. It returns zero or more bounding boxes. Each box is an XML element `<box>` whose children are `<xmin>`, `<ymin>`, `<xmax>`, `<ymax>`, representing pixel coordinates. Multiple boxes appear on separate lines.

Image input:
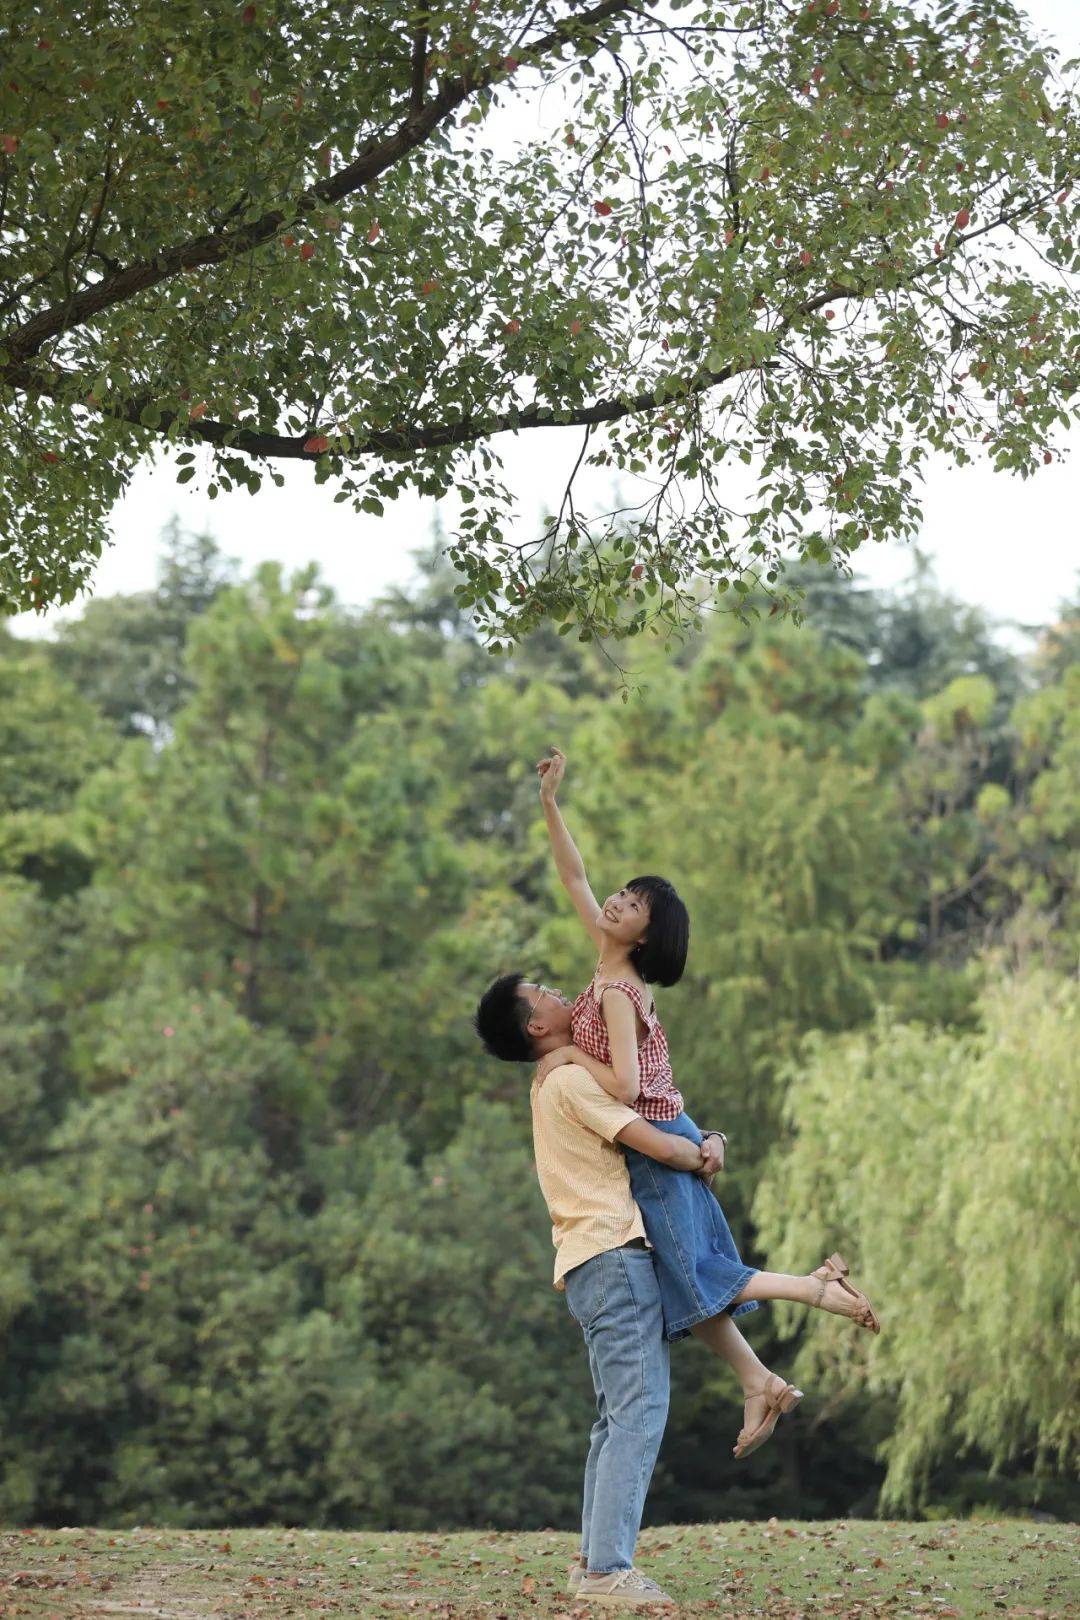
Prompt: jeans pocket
<box><xmin>565</xmin><ymin>1255</ymin><xmax>606</xmax><ymax>1328</ymax></box>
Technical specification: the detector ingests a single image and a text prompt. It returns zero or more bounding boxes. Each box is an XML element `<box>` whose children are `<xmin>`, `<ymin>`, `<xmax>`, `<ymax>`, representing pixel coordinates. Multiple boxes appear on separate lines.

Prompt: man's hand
<box><xmin>536</xmin><ymin>1044</ymin><xmax>576</xmax><ymax>1084</ymax></box>
<box><xmin>537</xmin><ymin>746</ymin><xmax>566</xmax><ymax>802</ymax></box>
<box><xmin>698</xmin><ymin>1132</ymin><xmax>726</xmax><ymax>1181</ymax></box>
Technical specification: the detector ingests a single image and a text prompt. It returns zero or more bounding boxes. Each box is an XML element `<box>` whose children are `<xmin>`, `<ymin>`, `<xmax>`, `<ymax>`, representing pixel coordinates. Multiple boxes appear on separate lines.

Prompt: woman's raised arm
<box><xmin>537</xmin><ymin>748</ymin><xmax>605</xmax><ymax>950</ymax></box>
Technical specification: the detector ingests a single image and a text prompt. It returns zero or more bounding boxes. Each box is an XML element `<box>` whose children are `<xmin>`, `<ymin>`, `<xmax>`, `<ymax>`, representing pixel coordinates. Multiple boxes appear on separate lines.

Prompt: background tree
<box><xmin>753</xmin><ymin>964</ymin><xmax>1079</xmax><ymax>1515</ymax></box>
<box><xmin>0</xmin><ymin>530</ymin><xmax>1075</xmax><ymax>1527</ymax></box>
<box><xmin>1</xmin><ymin>1</ymin><xmax>1077</xmax><ymax>646</ymax></box>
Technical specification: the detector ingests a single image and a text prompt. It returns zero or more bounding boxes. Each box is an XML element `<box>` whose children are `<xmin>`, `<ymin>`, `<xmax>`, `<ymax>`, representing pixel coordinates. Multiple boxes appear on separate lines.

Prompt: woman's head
<box><xmin>599</xmin><ymin>876</ymin><xmax>689</xmax><ymax>986</ymax></box>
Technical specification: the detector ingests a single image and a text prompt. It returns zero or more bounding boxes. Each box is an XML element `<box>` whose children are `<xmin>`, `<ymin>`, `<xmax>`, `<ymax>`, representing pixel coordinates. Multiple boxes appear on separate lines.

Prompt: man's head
<box><xmin>474</xmin><ymin>973</ymin><xmax>573</xmax><ymax>1062</ymax></box>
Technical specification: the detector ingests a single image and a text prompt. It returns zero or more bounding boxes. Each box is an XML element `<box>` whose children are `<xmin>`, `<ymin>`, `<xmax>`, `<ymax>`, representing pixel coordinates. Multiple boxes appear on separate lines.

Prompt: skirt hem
<box><xmin>663</xmin><ymin>1267</ymin><xmax>761</xmax><ymax>1341</ymax></box>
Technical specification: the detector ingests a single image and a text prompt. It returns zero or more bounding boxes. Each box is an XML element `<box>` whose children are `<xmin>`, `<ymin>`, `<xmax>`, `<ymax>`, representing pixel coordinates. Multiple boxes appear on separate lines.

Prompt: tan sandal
<box><xmin>811</xmin><ymin>1252</ymin><xmax>880</xmax><ymax>1334</ymax></box>
<box><xmin>733</xmin><ymin>1372</ymin><xmax>803</xmax><ymax>1459</ymax></box>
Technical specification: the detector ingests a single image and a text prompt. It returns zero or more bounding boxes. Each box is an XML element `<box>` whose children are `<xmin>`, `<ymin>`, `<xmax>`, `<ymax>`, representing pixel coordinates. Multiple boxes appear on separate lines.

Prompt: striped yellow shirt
<box><xmin>530</xmin><ymin>1065</ymin><xmax>647</xmax><ymax>1289</ymax></box>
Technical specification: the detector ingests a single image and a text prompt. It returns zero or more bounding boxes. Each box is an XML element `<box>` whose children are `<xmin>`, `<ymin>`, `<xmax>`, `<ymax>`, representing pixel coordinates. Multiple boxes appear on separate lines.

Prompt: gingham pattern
<box><xmin>571</xmin><ymin>974</ymin><xmax>684</xmax><ymax>1121</ymax></box>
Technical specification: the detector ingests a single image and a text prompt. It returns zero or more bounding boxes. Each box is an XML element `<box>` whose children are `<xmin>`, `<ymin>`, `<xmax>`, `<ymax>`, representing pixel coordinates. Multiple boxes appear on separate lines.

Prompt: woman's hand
<box><xmin>537</xmin><ymin>747</ymin><xmax>566</xmax><ymax>802</ymax></box>
<box><xmin>536</xmin><ymin>1044</ymin><xmax>577</xmax><ymax>1084</ymax></box>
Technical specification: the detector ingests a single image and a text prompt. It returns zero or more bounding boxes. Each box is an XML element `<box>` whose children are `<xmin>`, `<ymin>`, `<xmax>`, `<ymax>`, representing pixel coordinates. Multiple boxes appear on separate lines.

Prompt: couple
<box><xmin>474</xmin><ymin>749</ymin><xmax>879</xmax><ymax>1608</ymax></box>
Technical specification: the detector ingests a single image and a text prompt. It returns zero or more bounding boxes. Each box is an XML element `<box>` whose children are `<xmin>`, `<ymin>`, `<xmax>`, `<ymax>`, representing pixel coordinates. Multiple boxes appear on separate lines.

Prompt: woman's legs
<box><xmin>691</xmin><ymin>1311</ymin><xmax>770</xmax><ymax>1390</ymax></box>
<box><xmin>691</xmin><ymin>1312</ymin><xmax>795</xmax><ymax>1453</ymax></box>
<box><xmin>734</xmin><ymin>1268</ymin><xmax>868</xmax><ymax>1320</ymax></box>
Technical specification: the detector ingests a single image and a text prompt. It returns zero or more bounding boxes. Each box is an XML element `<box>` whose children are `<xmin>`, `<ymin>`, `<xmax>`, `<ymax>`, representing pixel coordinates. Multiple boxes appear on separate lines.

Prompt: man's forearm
<box><xmin>615</xmin><ymin>1116</ymin><xmax>703</xmax><ymax>1171</ymax></box>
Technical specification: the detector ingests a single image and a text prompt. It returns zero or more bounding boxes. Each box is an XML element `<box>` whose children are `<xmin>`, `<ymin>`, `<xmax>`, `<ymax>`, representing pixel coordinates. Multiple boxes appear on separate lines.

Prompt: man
<box><xmin>474</xmin><ymin>973</ymin><xmax>722</xmax><ymax>1609</ymax></box>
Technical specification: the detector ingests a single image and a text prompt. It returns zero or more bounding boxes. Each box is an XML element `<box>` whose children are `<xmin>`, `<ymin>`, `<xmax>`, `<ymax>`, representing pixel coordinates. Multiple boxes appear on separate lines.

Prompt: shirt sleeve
<box><xmin>553</xmin><ymin>1065</ymin><xmax>640</xmax><ymax>1142</ymax></box>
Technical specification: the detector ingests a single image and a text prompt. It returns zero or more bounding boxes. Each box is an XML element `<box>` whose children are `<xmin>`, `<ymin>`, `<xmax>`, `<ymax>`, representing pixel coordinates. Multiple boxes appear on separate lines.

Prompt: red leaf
<box><xmin>593</xmin><ymin>199</ymin><xmax>612</xmax><ymax>216</ymax></box>
<box><xmin>505</xmin><ymin>319</ymin><xmax>521</xmax><ymax>335</ymax></box>
<box><xmin>367</xmin><ymin>221</ymin><xmax>381</xmax><ymax>242</ymax></box>
<box><xmin>936</xmin><ymin>112</ymin><xmax>949</xmax><ymax>129</ymax></box>
<box><xmin>955</xmin><ymin>206</ymin><xmax>970</xmax><ymax>228</ymax></box>
<box><xmin>1044</xmin><ymin>450</ymin><xmax>1053</xmax><ymax>464</ymax></box>
<box><xmin>504</xmin><ymin>56</ymin><xmax>519</xmax><ymax>72</ymax></box>
<box><xmin>799</xmin><ymin>250</ymin><xmax>812</xmax><ymax>265</ymax></box>
<box><xmin>242</xmin><ymin>3</ymin><xmax>257</xmax><ymax>19</ymax></box>
<box><xmin>422</xmin><ymin>279</ymin><xmax>437</xmax><ymax>294</ymax></box>
<box><xmin>300</xmin><ymin>242</ymin><xmax>314</xmax><ymax>260</ymax></box>
<box><xmin>1</xmin><ymin>133</ymin><xmax>17</xmax><ymax>155</ymax></box>
<box><xmin>825</xmin><ymin>308</ymin><xmax>835</xmax><ymax>319</ymax></box>
<box><xmin>189</xmin><ymin>402</ymin><xmax>207</xmax><ymax>421</ymax></box>
<box><xmin>283</xmin><ymin>233</ymin><xmax>296</xmax><ymax>248</ymax></box>
<box><xmin>724</xmin><ymin>228</ymin><xmax>735</xmax><ymax>244</ymax></box>
<box><xmin>303</xmin><ymin>435</ymin><xmax>330</xmax><ymax>453</ymax></box>
<box><xmin>41</xmin><ymin>451</ymin><xmax>59</xmax><ymax>464</ymax></box>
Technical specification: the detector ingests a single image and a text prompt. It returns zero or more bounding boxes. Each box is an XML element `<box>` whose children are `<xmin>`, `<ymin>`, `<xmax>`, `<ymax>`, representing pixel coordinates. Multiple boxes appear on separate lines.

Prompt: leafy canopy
<box><xmin>1</xmin><ymin>0</ymin><xmax>1078</xmax><ymax>643</ymax></box>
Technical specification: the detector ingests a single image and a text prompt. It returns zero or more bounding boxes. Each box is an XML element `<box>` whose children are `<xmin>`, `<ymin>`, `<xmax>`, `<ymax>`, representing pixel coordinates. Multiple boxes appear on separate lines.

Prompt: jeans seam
<box><xmin>617</xmin><ymin>1246</ymin><xmax>651</xmax><ymax>1572</ymax></box>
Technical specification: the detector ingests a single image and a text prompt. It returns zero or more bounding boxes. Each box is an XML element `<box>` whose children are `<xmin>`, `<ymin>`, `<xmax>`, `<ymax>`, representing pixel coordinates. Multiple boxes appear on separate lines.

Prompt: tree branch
<box><xmin>5</xmin><ymin>0</ymin><xmax>635</xmax><ymax>364</ymax></box>
<box><xmin>410</xmin><ymin>18</ymin><xmax>429</xmax><ymax>115</ymax></box>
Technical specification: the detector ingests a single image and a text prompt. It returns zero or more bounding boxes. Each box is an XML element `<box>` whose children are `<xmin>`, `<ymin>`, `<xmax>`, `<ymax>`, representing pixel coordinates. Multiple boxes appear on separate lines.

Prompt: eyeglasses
<box><xmin>523</xmin><ymin>983</ymin><xmax>557</xmax><ymax>1024</ymax></box>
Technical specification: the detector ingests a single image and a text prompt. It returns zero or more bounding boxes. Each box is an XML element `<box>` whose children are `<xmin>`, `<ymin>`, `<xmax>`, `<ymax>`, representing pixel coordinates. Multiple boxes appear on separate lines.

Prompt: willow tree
<box><xmin>753</xmin><ymin>966</ymin><xmax>1080</xmax><ymax>1508</ymax></box>
<box><xmin>2</xmin><ymin>0</ymin><xmax>1077</xmax><ymax>642</ymax></box>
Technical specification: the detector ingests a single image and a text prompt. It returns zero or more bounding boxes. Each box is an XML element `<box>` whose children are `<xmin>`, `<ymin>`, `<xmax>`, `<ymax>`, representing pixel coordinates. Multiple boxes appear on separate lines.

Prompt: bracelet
<box><xmin>702</xmin><ymin>1130</ymin><xmax>727</xmax><ymax>1147</ymax></box>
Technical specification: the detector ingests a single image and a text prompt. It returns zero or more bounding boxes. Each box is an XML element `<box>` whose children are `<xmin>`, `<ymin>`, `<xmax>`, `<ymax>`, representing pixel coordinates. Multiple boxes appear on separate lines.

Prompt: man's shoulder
<box><xmin>538</xmin><ymin>1066</ymin><xmax>639</xmax><ymax>1142</ymax></box>
<box><xmin>533</xmin><ymin>1064</ymin><xmax>602</xmax><ymax>1120</ymax></box>
<box><xmin>539</xmin><ymin>1063</ymin><xmax>599</xmax><ymax>1104</ymax></box>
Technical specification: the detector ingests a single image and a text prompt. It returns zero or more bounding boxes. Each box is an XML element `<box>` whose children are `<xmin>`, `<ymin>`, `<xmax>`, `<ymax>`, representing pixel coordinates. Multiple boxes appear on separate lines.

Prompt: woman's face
<box><xmin>599</xmin><ymin>886</ymin><xmax>650</xmax><ymax>949</ymax></box>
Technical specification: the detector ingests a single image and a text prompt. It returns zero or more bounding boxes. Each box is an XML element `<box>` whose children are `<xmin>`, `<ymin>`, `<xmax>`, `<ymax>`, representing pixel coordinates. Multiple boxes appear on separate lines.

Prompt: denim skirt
<box><xmin>623</xmin><ymin>1112</ymin><xmax>759</xmax><ymax>1341</ymax></box>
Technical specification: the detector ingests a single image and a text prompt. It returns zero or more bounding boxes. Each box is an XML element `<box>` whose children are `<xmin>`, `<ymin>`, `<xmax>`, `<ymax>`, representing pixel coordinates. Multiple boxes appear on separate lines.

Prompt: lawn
<box><xmin>0</xmin><ymin>1519</ymin><xmax>1075</xmax><ymax>1618</ymax></box>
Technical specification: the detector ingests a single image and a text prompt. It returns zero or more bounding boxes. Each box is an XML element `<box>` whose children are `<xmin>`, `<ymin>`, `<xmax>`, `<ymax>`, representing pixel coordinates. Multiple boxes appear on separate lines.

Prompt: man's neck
<box><xmin>532</xmin><ymin>1033</ymin><xmax>566</xmax><ymax>1059</ymax></box>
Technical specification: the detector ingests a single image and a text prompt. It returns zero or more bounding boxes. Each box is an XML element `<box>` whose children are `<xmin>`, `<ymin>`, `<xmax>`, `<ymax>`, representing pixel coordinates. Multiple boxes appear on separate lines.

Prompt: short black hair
<box><xmin>625</xmin><ymin>876</ymin><xmax>689</xmax><ymax>987</ymax></box>
<box><xmin>474</xmin><ymin>972</ymin><xmax>535</xmax><ymax>1062</ymax></box>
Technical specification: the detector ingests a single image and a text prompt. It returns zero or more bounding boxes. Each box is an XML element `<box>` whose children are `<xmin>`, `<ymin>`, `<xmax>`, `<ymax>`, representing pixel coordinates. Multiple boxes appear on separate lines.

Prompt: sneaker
<box><xmin>567</xmin><ymin>1557</ymin><xmax>588</xmax><ymax>1595</ymax></box>
<box><xmin>575</xmin><ymin>1567</ymin><xmax>676</xmax><ymax>1606</ymax></box>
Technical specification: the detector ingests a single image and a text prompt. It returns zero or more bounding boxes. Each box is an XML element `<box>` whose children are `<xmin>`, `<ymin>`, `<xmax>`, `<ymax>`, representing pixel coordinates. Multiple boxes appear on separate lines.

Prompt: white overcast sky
<box><xmin>11</xmin><ymin>0</ymin><xmax>1080</xmax><ymax>644</ymax></box>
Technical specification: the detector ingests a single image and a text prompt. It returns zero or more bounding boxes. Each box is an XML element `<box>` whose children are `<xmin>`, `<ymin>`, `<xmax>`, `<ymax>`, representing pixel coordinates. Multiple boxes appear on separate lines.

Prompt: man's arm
<box><xmin>614</xmin><ymin>1116</ymin><xmax>705</xmax><ymax>1172</ymax></box>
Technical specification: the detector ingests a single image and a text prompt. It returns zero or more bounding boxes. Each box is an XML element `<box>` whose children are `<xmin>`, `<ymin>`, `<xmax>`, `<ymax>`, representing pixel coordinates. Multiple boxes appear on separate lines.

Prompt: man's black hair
<box><xmin>625</xmin><ymin>876</ymin><xmax>689</xmax><ymax>987</ymax></box>
<box><xmin>474</xmin><ymin>971</ymin><xmax>535</xmax><ymax>1062</ymax></box>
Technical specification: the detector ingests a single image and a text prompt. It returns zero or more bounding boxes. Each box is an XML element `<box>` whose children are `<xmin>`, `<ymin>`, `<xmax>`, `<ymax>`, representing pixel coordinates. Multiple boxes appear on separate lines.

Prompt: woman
<box><xmin>536</xmin><ymin>746</ymin><xmax>879</xmax><ymax>1459</ymax></box>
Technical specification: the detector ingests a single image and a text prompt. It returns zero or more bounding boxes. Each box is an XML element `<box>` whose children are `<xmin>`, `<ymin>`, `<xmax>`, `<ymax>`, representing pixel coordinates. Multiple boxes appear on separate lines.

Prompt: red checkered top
<box><xmin>570</xmin><ymin>972</ymin><xmax>684</xmax><ymax>1121</ymax></box>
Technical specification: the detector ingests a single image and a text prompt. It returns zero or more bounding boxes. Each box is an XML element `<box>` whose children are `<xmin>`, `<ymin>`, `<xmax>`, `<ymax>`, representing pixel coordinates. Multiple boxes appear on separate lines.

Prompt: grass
<box><xmin>0</xmin><ymin>1519</ymin><xmax>1076</xmax><ymax>1618</ymax></box>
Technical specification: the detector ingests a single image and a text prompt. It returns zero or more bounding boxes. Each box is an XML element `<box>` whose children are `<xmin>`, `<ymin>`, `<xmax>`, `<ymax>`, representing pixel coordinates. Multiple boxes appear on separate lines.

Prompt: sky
<box><xmin>10</xmin><ymin>0</ymin><xmax>1080</xmax><ymax>645</ymax></box>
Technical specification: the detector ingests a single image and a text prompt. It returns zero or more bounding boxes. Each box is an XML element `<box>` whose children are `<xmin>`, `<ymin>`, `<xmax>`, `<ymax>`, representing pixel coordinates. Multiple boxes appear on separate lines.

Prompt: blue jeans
<box><xmin>563</xmin><ymin>1244</ymin><xmax>670</xmax><ymax>1575</ymax></box>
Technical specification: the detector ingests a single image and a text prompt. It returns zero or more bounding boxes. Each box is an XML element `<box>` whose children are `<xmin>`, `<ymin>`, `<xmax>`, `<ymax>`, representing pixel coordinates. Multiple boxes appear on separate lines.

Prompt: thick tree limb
<box><xmin>2</xmin><ymin>181</ymin><xmax>1057</xmax><ymax>468</ymax></box>
<box><xmin>410</xmin><ymin>19</ymin><xmax>429</xmax><ymax>115</ymax></box>
<box><xmin>4</xmin><ymin>0</ymin><xmax>634</xmax><ymax>364</ymax></box>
